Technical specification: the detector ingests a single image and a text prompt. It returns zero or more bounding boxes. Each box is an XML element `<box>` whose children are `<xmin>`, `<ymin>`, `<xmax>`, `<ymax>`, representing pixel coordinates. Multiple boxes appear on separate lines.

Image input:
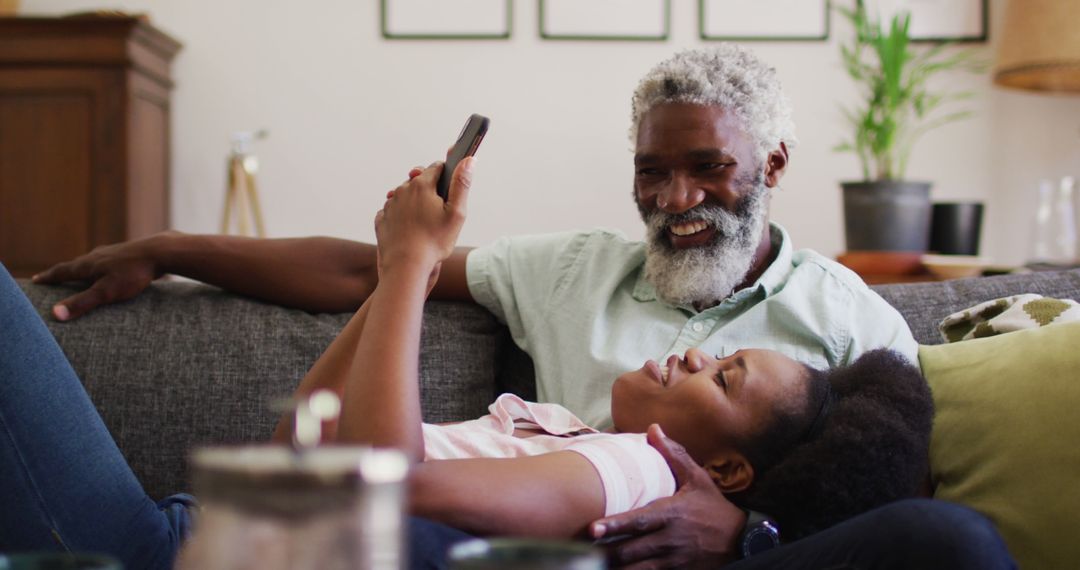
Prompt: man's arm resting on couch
<box><xmin>33</xmin><ymin>231</ymin><xmax>475</xmax><ymax>319</ymax></box>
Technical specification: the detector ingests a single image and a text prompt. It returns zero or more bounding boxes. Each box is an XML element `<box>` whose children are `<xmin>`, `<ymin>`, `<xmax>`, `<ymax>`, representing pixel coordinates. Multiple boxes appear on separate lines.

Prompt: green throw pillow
<box><xmin>919</xmin><ymin>321</ymin><xmax>1080</xmax><ymax>570</ymax></box>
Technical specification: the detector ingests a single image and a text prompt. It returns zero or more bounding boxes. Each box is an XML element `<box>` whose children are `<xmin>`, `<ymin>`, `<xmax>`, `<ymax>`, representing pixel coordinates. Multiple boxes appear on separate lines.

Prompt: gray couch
<box><xmin>17</xmin><ymin>268</ymin><xmax>1080</xmax><ymax>501</ymax></box>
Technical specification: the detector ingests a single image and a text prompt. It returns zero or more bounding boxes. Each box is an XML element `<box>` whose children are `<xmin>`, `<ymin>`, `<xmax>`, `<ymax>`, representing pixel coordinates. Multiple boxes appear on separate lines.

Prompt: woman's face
<box><xmin>611</xmin><ymin>348</ymin><xmax>809</xmax><ymax>466</ymax></box>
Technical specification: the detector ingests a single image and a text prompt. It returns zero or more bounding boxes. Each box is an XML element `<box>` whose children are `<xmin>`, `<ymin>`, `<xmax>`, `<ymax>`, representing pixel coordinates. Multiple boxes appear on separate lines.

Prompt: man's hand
<box><xmin>591</xmin><ymin>425</ymin><xmax>746</xmax><ymax>569</ymax></box>
<box><xmin>31</xmin><ymin>233</ymin><xmax>170</xmax><ymax>321</ymax></box>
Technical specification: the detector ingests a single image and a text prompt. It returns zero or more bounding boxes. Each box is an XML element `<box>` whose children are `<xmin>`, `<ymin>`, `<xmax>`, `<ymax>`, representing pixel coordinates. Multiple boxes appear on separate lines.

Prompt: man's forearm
<box><xmin>157</xmin><ymin>232</ymin><xmax>377</xmax><ymax>313</ymax></box>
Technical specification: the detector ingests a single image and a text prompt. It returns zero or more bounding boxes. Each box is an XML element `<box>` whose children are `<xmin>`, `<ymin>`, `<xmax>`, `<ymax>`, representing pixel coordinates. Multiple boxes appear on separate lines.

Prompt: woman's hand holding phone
<box><xmin>374</xmin><ymin>114</ymin><xmax>487</xmax><ymax>287</ymax></box>
<box><xmin>374</xmin><ymin>158</ymin><xmax>473</xmax><ymax>280</ymax></box>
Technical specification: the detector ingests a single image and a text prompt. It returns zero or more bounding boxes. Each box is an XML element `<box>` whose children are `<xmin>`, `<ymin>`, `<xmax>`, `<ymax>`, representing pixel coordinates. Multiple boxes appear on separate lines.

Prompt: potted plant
<box><xmin>835</xmin><ymin>2</ymin><xmax>983</xmax><ymax>251</ymax></box>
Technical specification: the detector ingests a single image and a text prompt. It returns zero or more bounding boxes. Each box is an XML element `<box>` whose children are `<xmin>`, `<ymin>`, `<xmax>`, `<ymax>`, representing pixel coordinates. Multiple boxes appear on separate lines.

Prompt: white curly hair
<box><xmin>630</xmin><ymin>44</ymin><xmax>798</xmax><ymax>162</ymax></box>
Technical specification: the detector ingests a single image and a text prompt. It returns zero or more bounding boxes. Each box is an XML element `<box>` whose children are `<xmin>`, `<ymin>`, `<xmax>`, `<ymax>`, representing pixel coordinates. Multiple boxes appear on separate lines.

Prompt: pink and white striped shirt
<box><xmin>422</xmin><ymin>393</ymin><xmax>676</xmax><ymax>516</ymax></box>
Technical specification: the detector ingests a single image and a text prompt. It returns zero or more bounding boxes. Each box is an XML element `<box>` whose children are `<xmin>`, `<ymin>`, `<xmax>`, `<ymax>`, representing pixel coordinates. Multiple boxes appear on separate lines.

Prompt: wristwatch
<box><xmin>739</xmin><ymin>510</ymin><xmax>781</xmax><ymax>558</ymax></box>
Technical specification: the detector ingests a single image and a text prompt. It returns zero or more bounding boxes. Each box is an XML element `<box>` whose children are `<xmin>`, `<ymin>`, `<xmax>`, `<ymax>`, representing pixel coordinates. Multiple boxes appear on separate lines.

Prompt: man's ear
<box><xmin>763</xmin><ymin>142</ymin><xmax>789</xmax><ymax>188</ymax></box>
<box><xmin>705</xmin><ymin>453</ymin><xmax>754</xmax><ymax>493</ymax></box>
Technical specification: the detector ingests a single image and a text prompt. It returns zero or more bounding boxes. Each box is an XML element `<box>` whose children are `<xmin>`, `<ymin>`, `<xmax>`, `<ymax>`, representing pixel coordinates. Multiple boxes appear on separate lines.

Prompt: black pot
<box><xmin>842</xmin><ymin>181</ymin><xmax>932</xmax><ymax>252</ymax></box>
<box><xmin>929</xmin><ymin>202</ymin><xmax>984</xmax><ymax>256</ymax></box>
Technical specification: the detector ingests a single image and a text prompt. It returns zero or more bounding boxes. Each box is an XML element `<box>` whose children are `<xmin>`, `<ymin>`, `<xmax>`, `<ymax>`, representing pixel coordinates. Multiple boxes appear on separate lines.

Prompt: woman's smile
<box><xmin>640</xmin><ymin>355</ymin><xmax>696</xmax><ymax>389</ymax></box>
<box><xmin>643</xmin><ymin>359</ymin><xmax>666</xmax><ymax>386</ymax></box>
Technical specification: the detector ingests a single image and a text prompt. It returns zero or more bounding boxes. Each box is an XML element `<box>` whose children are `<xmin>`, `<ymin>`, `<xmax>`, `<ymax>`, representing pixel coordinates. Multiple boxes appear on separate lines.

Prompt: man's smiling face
<box><xmin>634</xmin><ymin>103</ymin><xmax>761</xmax><ymax>246</ymax></box>
<box><xmin>633</xmin><ymin>102</ymin><xmax>776</xmax><ymax>308</ymax></box>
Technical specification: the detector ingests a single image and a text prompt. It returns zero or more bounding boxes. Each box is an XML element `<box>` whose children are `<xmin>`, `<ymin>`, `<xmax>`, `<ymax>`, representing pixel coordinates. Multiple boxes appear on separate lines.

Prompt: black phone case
<box><xmin>437</xmin><ymin>114</ymin><xmax>489</xmax><ymax>200</ymax></box>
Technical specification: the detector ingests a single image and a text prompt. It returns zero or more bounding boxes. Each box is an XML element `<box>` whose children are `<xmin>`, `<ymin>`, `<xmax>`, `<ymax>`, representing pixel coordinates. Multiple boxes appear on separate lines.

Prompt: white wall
<box><xmin>20</xmin><ymin>0</ymin><xmax>1080</xmax><ymax>265</ymax></box>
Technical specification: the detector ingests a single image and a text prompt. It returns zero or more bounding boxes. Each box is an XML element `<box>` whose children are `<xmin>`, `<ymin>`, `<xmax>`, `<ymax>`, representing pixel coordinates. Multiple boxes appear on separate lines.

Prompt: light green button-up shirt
<box><xmin>466</xmin><ymin>223</ymin><xmax>918</xmax><ymax>430</ymax></box>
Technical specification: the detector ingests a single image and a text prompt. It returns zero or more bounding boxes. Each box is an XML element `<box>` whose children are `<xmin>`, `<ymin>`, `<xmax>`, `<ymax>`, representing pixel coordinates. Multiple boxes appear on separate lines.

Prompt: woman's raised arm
<box><xmin>332</xmin><ymin>159</ymin><xmax>474</xmax><ymax>459</ymax></box>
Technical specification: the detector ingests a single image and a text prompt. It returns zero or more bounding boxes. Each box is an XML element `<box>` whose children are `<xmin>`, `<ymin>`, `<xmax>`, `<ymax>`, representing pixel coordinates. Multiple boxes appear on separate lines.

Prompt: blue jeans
<box><xmin>0</xmin><ymin>265</ymin><xmax>1013</xmax><ymax>569</ymax></box>
<box><xmin>728</xmin><ymin>498</ymin><xmax>1016</xmax><ymax>570</ymax></box>
<box><xmin>407</xmin><ymin>500</ymin><xmax>1015</xmax><ymax>570</ymax></box>
<box><xmin>0</xmin><ymin>264</ymin><xmax>192</xmax><ymax>569</ymax></box>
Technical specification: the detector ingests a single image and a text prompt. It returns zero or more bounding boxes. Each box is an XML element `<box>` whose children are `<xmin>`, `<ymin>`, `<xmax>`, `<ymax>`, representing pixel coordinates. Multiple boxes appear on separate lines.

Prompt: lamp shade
<box><xmin>994</xmin><ymin>0</ymin><xmax>1080</xmax><ymax>92</ymax></box>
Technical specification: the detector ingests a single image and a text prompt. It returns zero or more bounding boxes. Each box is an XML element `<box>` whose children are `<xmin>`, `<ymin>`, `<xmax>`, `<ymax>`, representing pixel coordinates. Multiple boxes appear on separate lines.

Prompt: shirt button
<box><xmin>692</xmin><ymin>322</ymin><xmax>704</xmax><ymax>332</ymax></box>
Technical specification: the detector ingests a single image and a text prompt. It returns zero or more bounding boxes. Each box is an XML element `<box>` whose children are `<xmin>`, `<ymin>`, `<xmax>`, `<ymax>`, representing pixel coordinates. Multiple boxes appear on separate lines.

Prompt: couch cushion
<box><xmin>19</xmin><ymin>280</ymin><xmax>506</xmax><ymax>500</ymax></box>
<box><xmin>919</xmin><ymin>321</ymin><xmax>1080</xmax><ymax>570</ymax></box>
<box><xmin>872</xmin><ymin>268</ymin><xmax>1080</xmax><ymax>344</ymax></box>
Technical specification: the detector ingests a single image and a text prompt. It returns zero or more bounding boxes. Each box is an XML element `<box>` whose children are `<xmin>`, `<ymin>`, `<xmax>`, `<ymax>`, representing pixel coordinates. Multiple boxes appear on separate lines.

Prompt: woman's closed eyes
<box><xmin>714</xmin><ymin>369</ymin><xmax>728</xmax><ymax>391</ymax></box>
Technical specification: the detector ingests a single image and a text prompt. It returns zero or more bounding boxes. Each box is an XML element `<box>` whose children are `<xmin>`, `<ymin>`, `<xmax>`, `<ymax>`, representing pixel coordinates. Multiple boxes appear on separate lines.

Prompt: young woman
<box><xmin>0</xmin><ymin>158</ymin><xmax>932</xmax><ymax>570</ymax></box>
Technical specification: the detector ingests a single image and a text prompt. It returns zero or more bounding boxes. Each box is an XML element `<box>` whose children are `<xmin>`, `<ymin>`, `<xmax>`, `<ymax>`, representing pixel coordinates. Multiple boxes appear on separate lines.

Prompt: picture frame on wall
<box><xmin>862</xmin><ymin>0</ymin><xmax>988</xmax><ymax>42</ymax></box>
<box><xmin>381</xmin><ymin>0</ymin><xmax>511</xmax><ymax>40</ymax></box>
<box><xmin>540</xmin><ymin>0</ymin><xmax>670</xmax><ymax>41</ymax></box>
<box><xmin>699</xmin><ymin>0</ymin><xmax>830</xmax><ymax>42</ymax></box>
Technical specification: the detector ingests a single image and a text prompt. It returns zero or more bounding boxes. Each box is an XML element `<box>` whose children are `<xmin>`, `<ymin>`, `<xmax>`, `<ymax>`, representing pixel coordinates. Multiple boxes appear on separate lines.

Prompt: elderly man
<box><xmin>35</xmin><ymin>45</ymin><xmax>1011</xmax><ymax>569</ymax></box>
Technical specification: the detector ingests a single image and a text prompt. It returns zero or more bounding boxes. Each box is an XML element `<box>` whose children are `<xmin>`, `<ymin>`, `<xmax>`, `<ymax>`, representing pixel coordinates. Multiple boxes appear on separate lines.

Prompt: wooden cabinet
<box><xmin>0</xmin><ymin>16</ymin><xmax>180</xmax><ymax>277</ymax></box>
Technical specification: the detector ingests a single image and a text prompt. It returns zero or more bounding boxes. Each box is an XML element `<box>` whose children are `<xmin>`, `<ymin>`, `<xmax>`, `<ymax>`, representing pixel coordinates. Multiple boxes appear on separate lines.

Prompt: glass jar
<box><xmin>177</xmin><ymin>446</ymin><xmax>408</xmax><ymax>570</ymax></box>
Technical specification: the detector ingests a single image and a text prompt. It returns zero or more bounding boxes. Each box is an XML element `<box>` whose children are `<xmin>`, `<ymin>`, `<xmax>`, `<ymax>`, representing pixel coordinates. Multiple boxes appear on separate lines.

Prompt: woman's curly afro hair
<box><xmin>728</xmin><ymin>349</ymin><xmax>934</xmax><ymax>540</ymax></box>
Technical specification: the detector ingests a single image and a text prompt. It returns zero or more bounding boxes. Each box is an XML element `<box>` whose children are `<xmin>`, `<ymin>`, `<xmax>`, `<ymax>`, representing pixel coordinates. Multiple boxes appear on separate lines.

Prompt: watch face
<box><xmin>745</xmin><ymin>528</ymin><xmax>779</xmax><ymax>554</ymax></box>
<box><xmin>742</xmin><ymin>521</ymin><xmax>781</xmax><ymax>557</ymax></box>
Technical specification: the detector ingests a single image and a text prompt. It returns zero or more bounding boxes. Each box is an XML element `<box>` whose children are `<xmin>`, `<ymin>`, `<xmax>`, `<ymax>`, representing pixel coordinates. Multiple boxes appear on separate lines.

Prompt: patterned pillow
<box><xmin>937</xmin><ymin>294</ymin><xmax>1080</xmax><ymax>342</ymax></box>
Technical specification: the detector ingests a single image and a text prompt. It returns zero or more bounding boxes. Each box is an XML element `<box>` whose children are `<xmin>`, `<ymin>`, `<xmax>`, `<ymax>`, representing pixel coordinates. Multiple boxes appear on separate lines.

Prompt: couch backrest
<box><xmin>19</xmin><ymin>267</ymin><xmax>1080</xmax><ymax>500</ymax></box>
<box><xmin>872</xmin><ymin>269</ymin><xmax>1080</xmax><ymax>344</ymax></box>
<box><xmin>20</xmin><ymin>281</ymin><xmax>509</xmax><ymax>500</ymax></box>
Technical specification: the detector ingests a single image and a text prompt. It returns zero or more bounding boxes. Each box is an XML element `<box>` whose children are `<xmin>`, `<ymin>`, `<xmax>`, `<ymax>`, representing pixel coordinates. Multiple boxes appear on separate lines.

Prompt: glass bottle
<box><xmin>1069</xmin><ymin>176</ymin><xmax>1080</xmax><ymax>261</ymax></box>
<box><xmin>1030</xmin><ymin>177</ymin><xmax>1078</xmax><ymax>265</ymax></box>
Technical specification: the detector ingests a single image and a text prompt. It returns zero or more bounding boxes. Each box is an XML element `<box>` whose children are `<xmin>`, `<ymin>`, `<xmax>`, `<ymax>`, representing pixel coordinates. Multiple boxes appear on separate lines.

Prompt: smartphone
<box><xmin>436</xmin><ymin>114</ymin><xmax>489</xmax><ymax>201</ymax></box>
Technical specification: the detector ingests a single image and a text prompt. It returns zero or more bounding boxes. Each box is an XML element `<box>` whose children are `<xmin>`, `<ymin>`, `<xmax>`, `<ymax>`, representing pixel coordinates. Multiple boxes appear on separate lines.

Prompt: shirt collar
<box><xmin>632</xmin><ymin>222</ymin><xmax>794</xmax><ymax>306</ymax></box>
<box><xmin>756</xmin><ymin>222</ymin><xmax>795</xmax><ymax>298</ymax></box>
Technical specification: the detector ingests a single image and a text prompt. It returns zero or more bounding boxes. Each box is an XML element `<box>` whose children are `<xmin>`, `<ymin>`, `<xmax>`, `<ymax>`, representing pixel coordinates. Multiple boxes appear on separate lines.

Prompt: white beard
<box><xmin>642</xmin><ymin>185</ymin><xmax>769</xmax><ymax>308</ymax></box>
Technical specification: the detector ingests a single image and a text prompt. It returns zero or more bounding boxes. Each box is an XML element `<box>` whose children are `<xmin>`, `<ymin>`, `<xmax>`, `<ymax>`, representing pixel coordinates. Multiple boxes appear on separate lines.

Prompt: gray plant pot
<box><xmin>842</xmin><ymin>181</ymin><xmax>932</xmax><ymax>252</ymax></box>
